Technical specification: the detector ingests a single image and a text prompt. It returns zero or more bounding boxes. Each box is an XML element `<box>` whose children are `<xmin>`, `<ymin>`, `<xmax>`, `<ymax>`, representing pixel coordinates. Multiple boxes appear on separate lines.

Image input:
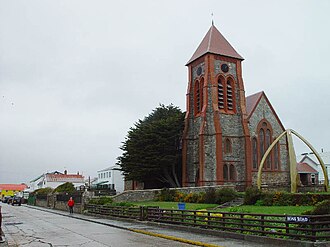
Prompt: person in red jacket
<box><xmin>67</xmin><ymin>197</ymin><xmax>75</xmax><ymax>214</ymax></box>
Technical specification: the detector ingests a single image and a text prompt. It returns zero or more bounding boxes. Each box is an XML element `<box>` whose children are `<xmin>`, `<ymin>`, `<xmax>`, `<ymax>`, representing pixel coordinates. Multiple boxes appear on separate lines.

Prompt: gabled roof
<box><xmin>299</xmin><ymin>152</ymin><xmax>330</xmax><ymax>165</ymax></box>
<box><xmin>186</xmin><ymin>24</ymin><xmax>243</xmax><ymax>65</ymax></box>
<box><xmin>97</xmin><ymin>165</ymin><xmax>119</xmax><ymax>173</ymax></box>
<box><xmin>299</xmin><ymin>155</ymin><xmax>319</xmax><ymax>166</ymax></box>
<box><xmin>30</xmin><ymin>171</ymin><xmax>63</xmax><ymax>183</ymax></box>
<box><xmin>245</xmin><ymin>91</ymin><xmax>285</xmax><ymax>131</ymax></box>
<box><xmin>297</xmin><ymin>163</ymin><xmax>318</xmax><ymax>174</ymax></box>
<box><xmin>45</xmin><ymin>173</ymin><xmax>84</xmax><ymax>183</ymax></box>
<box><xmin>246</xmin><ymin>91</ymin><xmax>264</xmax><ymax>117</ymax></box>
<box><xmin>0</xmin><ymin>184</ymin><xmax>28</xmax><ymax>191</ymax></box>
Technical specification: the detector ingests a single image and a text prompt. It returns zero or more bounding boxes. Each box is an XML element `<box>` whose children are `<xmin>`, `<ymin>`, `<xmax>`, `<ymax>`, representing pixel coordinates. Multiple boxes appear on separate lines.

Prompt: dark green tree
<box><xmin>117</xmin><ymin>104</ymin><xmax>185</xmax><ymax>188</ymax></box>
<box><xmin>54</xmin><ymin>182</ymin><xmax>76</xmax><ymax>193</ymax></box>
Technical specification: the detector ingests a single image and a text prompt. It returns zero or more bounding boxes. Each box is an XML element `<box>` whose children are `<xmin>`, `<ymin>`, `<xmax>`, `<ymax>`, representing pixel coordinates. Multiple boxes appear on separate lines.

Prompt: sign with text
<box><xmin>286</xmin><ymin>216</ymin><xmax>309</xmax><ymax>223</ymax></box>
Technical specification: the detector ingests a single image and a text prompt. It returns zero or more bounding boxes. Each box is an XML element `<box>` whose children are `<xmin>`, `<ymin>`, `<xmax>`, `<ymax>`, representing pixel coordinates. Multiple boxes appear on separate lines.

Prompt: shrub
<box><xmin>193</xmin><ymin>192</ymin><xmax>205</xmax><ymax>203</ymax></box>
<box><xmin>184</xmin><ymin>193</ymin><xmax>194</xmax><ymax>203</ymax></box>
<box><xmin>272</xmin><ymin>191</ymin><xmax>293</xmax><ymax>206</ymax></box>
<box><xmin>54</xmin><ymin>182</ymin><xmax>76</xmax><ymax>193</ymax></box>
<box><xmin>260</xmin><ymin>192</ymin><xmax>274</xmax><ymax>206</ymax></box>
<box><xmin>216</xmin><ymin>188</ymin><xmax>237</xmax><ymax>204</ymax></box>
<box><xmin>244</xmin><ymin>187</ymin><xmax>261</xmax><ymax>205</ymax></box>
<box><xmin>204</xmin><ymin>188</ymin><xmax>217</xmax><ymax>204</ymax></box>
<box><xmin>157</xmin><ymin>188</ymin><xmax>177</xmax><ymax>201</ymax></box>
<box><xmin>88</xmin><ymin>197</ymin><xmax>113</xmax><ymax>205</ymax></box>
<box><xmin>174</xmin><ymin>192</ymin><xmax>185</xmax><ymax>202</ymax></box>
<box><xmin>109</xmin><ymin>202</ymin><xmax>135</xmax><ymax>207</ymax></box>
<box><xmin>34</xmin><ymin>187</ymin><xmax>53</xmax><ymax>195</ymax></box>
<box><xmin>305</xmin><ymin>200</ymin><xmax>330</xmax><ymax>215</ymax></box>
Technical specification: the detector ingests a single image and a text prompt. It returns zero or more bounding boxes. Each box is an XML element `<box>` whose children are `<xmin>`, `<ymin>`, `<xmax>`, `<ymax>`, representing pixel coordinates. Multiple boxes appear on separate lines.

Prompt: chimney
<box><xmin>64</xmin><ymin>170</ymin><xmax>67</xmax><ymax>175</ymax></box>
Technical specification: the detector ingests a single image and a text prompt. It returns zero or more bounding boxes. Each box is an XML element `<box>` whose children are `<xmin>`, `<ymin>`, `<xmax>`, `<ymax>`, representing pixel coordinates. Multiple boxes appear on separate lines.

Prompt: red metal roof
<box><xmin>0</xmin><ymin>184</ymin><xmax>28</xmax><ymax>191</ymax></box>
<box><xmin>186</xmin><ymin>24</ymin><xmax>243</xmax><ymax>65</ymax></box>
<box><xmin>46</xmin><ymin>174</ymin><xmax>84</xmax><ymax>182</ymax></box>
<box><xmin>246</xmin><ymin>91</ymin><xmax>264</xmax><ymax>117</ymax></box>
<box><xmin>297</xmin><ymin>163</ymin><xmax>318</xmax><ymax>174</ymax></box>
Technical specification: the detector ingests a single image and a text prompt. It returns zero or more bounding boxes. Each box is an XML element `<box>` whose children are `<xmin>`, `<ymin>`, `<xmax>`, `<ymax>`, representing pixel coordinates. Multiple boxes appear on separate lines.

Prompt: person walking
<box><xmin>67</xmin><ymin>197</ymin><xmax>75</xmax><ymax>215</ymax></box>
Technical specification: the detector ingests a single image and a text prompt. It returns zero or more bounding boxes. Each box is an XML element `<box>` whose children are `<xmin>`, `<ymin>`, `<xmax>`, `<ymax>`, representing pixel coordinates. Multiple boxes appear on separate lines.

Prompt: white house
<box><xmin>96</xmin><ymin>165</ymin><xmax>124</xmax><ymax>193</ymax></box>
<box><xmin>30</xmin><ymin>170</ymin><xmax>85</xmax><ymax>192</ymax></box>
<box><xmin>298</xmin><ymin>151</ymin><xmax>330</xmax><ymax>184</ymax></box>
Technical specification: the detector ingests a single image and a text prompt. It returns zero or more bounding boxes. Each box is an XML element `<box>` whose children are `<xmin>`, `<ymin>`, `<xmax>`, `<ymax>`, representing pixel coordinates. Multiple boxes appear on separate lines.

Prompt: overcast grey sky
<box><xmin>1</xmin><ymin>1</ymin><xmax>329</xmax><ymax>184</ymax></box>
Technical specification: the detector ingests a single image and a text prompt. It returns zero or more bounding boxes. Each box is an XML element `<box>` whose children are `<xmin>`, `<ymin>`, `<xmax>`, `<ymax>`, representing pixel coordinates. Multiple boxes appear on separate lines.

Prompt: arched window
<box><xmin>257</xmin><ymin>120</ymin><xmax>274</xmax><ymax>170</ymax></box>
<box><xmin>194</xmin><ymin>80</ymin><xmax>200</xmax><ymax>114</ymax></box>
<box><xmin>223</xmin><ymin>164</ymin><xmax>228</xmax><ymax>181</ymax></box>
<box><xmin>225</xmin><ymin>138</ymin><xmax>232</xmax><ymax>154</ymax></box>
<box><xmin>227</xmin><ymin>79</ymin><xmax>233</xmax><ymax>111</ymax></box>
<box><xmin>259</xmin><ymin>129</ymin><xmax>265</xmax><ymax>161</ymax></box>
<box><xmin>266</xmin><ymin>129</ymin><xmax>271</xmax><ymax>169</ymax></box>
<box><xmin>229</xmin><ymin>165</ymin><xmax>236</xmax><ymax>181</ymax></box>
<box><xmin>252</xmin><ymin>137</ymin><xmax>258</xmax><ymax>169</ymax></box>
<box><xmin>199</xmin><ymin>78</ymin><xmax>204</xmax><ymax>112</ymax></box>
<box><xmin>218</xmin><ymin>77</ymin><xmax>236</xmax><ymax>113</ymax></box>
<box><xmin>218</xmin><ymin>78</ymin><xmax>224</xmax><ymax>109</ymax></box>
<box><xmin>274</xmin><ymin>140</ymin><xmax>280</xmax><ymax>170</ymax></box>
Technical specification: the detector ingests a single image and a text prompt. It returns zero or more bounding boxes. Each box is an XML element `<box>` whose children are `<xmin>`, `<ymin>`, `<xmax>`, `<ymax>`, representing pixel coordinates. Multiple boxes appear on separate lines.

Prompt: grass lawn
<box><xmin>132</xmin><ymin>201</ymin><xmax>217</xmax><ymax>210</ymax></box>
<box><xmin>222</xmin><ymin>205</ymin><xmax>313</xmax><ymax>215</ymax></box>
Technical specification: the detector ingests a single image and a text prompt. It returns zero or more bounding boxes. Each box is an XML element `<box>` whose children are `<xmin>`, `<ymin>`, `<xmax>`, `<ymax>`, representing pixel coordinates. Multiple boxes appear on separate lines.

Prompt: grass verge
<box><xmin>222</xmin><ymin>205</ymin><xmax>313</xmax><ymax>215</ymax></box>
<box><xmin>132</xmin><ymin>201</ymin><xmax>217</xmax><ymax>210</ymax></box>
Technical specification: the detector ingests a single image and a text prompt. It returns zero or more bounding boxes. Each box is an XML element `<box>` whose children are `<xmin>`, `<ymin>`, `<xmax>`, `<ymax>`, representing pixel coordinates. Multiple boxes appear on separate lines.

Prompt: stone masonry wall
<box><xmin>249</xmin><ymin>95</ymin><xmax>290</xmax><ymax>186</ymax></box>
<box><xmin>112</xmin><ymin>185</ymin><xmax>236</xmax><ymax>203</ymax></box>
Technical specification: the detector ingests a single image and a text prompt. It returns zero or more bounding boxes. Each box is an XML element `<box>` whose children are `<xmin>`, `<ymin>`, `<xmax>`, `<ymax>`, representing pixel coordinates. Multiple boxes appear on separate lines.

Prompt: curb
<box><xmin>130</xmin><ymin>228</ymin><xmax>223</xmax><ymax>247</ymax></box>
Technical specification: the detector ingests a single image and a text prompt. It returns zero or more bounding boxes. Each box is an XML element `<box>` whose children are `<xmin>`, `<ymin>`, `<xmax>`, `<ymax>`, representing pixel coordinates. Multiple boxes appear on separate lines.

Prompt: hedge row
<box><xmin>244</xmin><ymin>187</ymin><xmax>330</xmax><ymax>206</ymax></box>
<box><xmin>156</xmin><ymin>188</ymin><xmax>238</xmax><ymax>204</ymax></box>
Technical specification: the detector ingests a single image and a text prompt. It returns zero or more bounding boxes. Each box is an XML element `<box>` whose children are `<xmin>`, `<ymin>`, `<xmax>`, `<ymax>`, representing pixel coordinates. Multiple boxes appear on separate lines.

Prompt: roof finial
<box><xmin>211</xmin><ymin>13</ymin><xmax>214</xmax><ymax>25</ymax></box>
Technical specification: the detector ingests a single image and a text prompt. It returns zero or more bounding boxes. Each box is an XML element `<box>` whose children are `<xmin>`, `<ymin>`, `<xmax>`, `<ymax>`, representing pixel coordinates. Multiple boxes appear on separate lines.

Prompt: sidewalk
<box><xmin>16</xmin><ymin>205</ymin><xmax>309</xmax><ymax>247</ymax></box>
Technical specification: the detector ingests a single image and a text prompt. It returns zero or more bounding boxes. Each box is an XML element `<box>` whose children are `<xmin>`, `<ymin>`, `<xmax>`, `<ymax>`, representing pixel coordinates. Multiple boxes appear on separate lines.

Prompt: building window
<box><xmin>274</xmin><ymin>140</ymin><xmax>280</xmax><ymax>170</ymax></box>
<box><xmin>259</xmin><ymin>129</ymin><xmax>265</xmax><ymax>161</ymax></box>
<box><xmin>225</xmin><ymin>138</ymin><xmax>232</xmax><ymax>154</ymax></box>
<box><xmin>229</xmin><ymin>164</ymin><xmax>236</xmax><ymax>181</ymax></box>
<box><xmin>226</xmin><ymin>79</ymin><xmax>233</xmax><ymax>111</ymax></box>
<box><xmin>311</xmin><ymin>174</ymin><xmax>316</xmax><ymax>185</ymax></box>
<box><xmin>257</xmin><ymin>120</ymin><xmax>274</xmax><ymax>170</ymax></box>
<box><xmin>218</xmin><ymin>77</ymin><xmax>236</xmax><ymax>113</ymax></box>
<box><xmin>223</xmin><ymin>164</ymin><xmax>228</xmax><ymax>181</ymax></box>
<box><xmin>266</xmin><ymin>129</ymin><xmax>271</xmax><ymax>169</ymax></box>
<box><xmin>194</xmin><ymin>80</ymin><xmax>200</xmax><ymax>114</ymax></box>
<box><xmin>218</xmin><ymin>77</ymin><xmax>224</xmax><ymax>109</ymax></box>
<box><xmin>252</xmin><ymin>137</ymin><xmax>258</xmax><ymax>169</ymax></box>
<box><xmin>199</xmin><ymin>78</ymin><xmax>204</xmax><ymax>112</ymax></box>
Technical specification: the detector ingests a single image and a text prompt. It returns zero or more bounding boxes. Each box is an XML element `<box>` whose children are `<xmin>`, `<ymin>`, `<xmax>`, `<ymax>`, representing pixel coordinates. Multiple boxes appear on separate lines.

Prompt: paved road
<box><xmin>1</xmin><ymin>203</ymin><xmax>194</xmax><ymax>247</ymax></box>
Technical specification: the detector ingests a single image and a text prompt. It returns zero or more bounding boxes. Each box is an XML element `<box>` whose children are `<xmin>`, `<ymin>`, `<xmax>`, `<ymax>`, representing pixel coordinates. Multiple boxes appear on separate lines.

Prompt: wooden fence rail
<box><xmin>86</xmin><ymin>204</ymin><xmax>330</xmax><ymax>242</ymax></box>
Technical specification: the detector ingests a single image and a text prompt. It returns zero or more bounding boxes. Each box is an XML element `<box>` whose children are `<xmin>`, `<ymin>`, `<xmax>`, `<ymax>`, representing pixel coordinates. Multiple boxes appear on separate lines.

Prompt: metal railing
<box><xmin>85</xmin><ymin>204</ymin><xmax>330</xmax><ymax>242</ymax></box>
<box><xmin>86</xmin><ymin>204</ymin><xmax>141</xmax><ymax>220</ymax></box>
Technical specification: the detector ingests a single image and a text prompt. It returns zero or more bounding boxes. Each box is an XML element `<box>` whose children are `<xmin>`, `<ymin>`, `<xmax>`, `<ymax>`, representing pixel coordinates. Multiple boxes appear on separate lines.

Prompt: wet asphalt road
<box><xmin>1</xmin><ymin>203</ymin><xmax>194</xmax><ymax>247</ymax></box>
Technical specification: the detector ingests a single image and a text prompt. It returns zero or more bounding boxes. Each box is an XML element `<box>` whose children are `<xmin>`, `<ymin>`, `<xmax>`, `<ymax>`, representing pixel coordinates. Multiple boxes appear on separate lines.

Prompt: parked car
<box><xmin>2</xmin><ymin>196</ymin><xmax>12</xmax><ymax>203</ymax></box>
<box><xmin>11</xmin><ymin>196</ymin><xmax>22</xmax><ymax>206</ymax></box>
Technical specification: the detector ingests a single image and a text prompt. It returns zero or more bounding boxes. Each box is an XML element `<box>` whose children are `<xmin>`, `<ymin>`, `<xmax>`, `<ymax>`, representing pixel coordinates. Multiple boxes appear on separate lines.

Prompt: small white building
<box><xmin>30</xmin><ymin>170</ymin><xmax>85</xmax><ymax>192</ymax></box>
<box><xmin>96</xmin><ymin>166</ymin><xmax>124</xmax><ymax>193</ymax></box>
<box><xmin>298</xmin><ymin>151</ymin><xmax>330</xmax><ymax>184</ymax></box>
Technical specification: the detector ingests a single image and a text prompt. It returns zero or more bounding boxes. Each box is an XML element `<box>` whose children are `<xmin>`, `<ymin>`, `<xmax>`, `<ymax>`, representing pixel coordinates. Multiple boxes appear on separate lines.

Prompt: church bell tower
<box><xmin>182</xmin><ymin>24</ymin><xmax>252</xmax><ymax>188</ymax></box>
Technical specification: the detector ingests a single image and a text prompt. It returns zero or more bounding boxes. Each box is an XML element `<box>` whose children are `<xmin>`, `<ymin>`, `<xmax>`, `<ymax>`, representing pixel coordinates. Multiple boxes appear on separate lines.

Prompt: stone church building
<box><xmin>182</xmin><ymin>24</ymin><xmax>290</xmax><ymax>190</ymax></box>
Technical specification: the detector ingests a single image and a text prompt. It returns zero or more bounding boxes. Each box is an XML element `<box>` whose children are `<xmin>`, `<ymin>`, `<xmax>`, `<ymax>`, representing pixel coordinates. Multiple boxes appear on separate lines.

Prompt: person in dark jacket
<box><xmin>67</xmin><ymin>197</ymin><xmax>75</xmax><ymax>214</ymax></box>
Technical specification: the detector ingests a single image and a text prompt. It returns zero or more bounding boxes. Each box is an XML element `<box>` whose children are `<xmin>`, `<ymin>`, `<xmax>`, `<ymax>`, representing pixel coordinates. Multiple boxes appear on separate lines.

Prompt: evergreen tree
<box><xmin>117</xmin><ymin>104</ymin><xmax>184</xmax><ymax>188</ymax></box>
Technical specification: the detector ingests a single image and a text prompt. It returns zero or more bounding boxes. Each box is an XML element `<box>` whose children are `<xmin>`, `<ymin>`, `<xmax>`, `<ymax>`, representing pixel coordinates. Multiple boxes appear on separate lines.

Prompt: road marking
<box><xmin>130</xmin><ymin>228</ymin><xmax>224</xmax><ymax>247</ymax></box>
